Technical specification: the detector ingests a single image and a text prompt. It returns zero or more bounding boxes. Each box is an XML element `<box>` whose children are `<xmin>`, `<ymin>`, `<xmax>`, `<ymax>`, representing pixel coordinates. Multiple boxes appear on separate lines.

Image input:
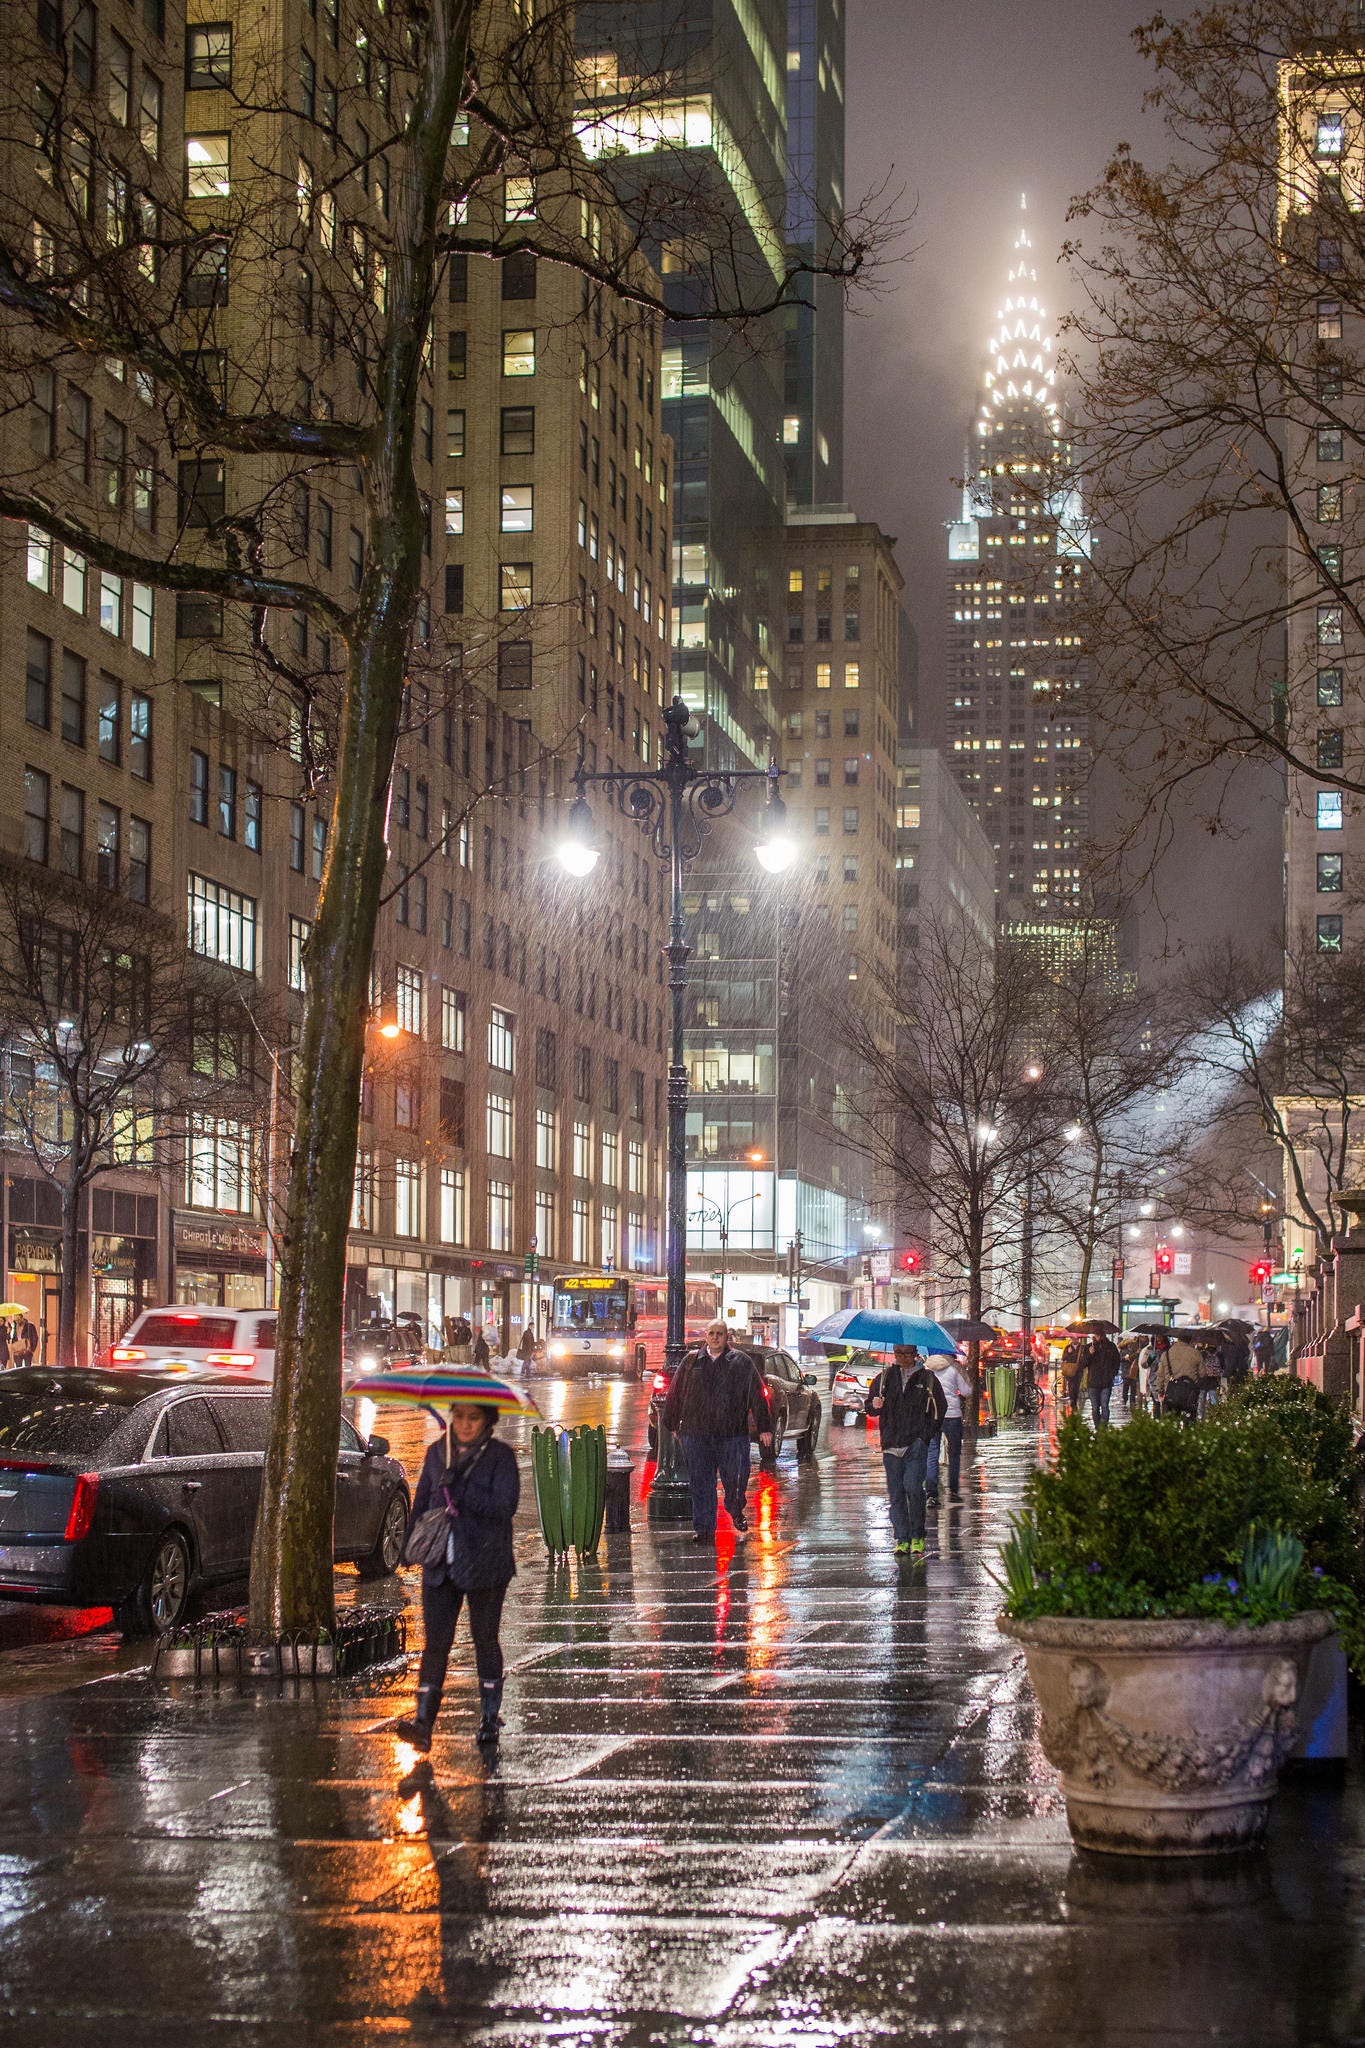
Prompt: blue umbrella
<box><xmin>805</xmin><ymin>1307</ymin><xmax>958</xmax><ymax>1356</ymax></box>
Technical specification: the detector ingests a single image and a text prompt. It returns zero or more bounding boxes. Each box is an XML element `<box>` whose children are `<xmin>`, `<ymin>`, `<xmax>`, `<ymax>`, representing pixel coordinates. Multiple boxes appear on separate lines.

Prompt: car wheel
<box><xmin>120</xmin><ymin>1529</ymin><xmax>193</xmax><ymax>1639</ymax></box>
<box><xmin>358</xmin><ymin>1490</ymin><xmax>409</xmax><ymax>1579</ymax></box>
<box><xmin>797</xmin><ymin>1404</ymin><xmax>821</xmax><ymax>1461</ymax></box>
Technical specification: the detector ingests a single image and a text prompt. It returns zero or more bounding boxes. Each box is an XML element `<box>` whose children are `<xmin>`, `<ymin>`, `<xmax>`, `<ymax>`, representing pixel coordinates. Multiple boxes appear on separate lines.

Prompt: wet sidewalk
<box><xmin>1</xmin><ymin>1400</ymin><xmax>1364</xmax><ymax>2045</ymax></box>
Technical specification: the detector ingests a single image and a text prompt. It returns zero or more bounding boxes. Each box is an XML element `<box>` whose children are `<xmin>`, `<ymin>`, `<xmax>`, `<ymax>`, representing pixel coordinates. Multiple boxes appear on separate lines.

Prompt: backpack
<box><xmin>1165</xmin><ymin>1374</ymin><xmax>1199</xmax><ymax>1416</ymax></box>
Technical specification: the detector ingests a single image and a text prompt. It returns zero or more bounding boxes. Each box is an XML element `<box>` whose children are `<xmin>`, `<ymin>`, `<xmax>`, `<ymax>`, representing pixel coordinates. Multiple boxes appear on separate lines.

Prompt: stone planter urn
<box><xmin>998</xmin><ymin>1609</ymin><xmax>1336</xmax><ymax>1855</ymax></box>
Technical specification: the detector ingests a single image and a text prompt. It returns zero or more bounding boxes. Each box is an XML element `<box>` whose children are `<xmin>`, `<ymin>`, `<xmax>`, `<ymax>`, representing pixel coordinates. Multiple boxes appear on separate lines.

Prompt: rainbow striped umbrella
<box><xmin>347</xmin><ymin>1365</ymin><xmax>542</xmax><ymax>1418</ymax></box>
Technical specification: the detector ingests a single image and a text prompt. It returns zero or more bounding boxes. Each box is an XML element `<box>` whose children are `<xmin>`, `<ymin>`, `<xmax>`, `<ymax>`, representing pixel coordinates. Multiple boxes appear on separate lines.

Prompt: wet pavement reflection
<box><xmin>0</xmin><ymin>1384</ymin><xmax>1363</xmax><ymax>2045</ymax></box>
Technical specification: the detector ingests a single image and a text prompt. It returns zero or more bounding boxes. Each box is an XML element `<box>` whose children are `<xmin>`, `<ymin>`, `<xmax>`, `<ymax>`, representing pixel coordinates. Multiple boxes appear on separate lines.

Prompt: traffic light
<box><xmin>1251</xmin><ymin>1258</ymin><xmax>1273</xmax><ymax>1287</ymax></box>
<box><xmin>898</xmin><ymin>1248</ymin><xmax>922</xmax><ymax>1274</ymax></box>
<box><xmin>1154</xmin><ymin>1244</ymin><xmax>1175</xmax><ymax>1275</ymax></box>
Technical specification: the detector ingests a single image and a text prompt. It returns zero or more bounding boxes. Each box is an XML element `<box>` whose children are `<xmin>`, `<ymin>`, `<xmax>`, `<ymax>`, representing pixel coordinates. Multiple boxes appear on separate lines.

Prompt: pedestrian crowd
<box><xmin>389</xmin><ymin>1310</ymin><xmax>1277</xmax><ymax>1757</ymax></box>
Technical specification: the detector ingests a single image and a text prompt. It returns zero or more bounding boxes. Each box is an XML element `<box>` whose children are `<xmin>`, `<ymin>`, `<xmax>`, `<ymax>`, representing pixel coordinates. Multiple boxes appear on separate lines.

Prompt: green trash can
<box><xmin>989</xmin><ymin>1365</ymin><xmax>1018</xmax><ymax>1421</ymax></box>
<box><xmin>531</xmin><ymin>1423</ymin><xmax>607</xmax><ymax>1560</ymax></box>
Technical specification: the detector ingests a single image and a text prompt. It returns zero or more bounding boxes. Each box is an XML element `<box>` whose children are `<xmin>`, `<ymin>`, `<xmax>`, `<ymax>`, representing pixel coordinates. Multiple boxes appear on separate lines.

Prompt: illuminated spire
<box><xmin>979</xmin><ymin>192</ymin><xmax>1058</xmax><ymax>437</ymax></box>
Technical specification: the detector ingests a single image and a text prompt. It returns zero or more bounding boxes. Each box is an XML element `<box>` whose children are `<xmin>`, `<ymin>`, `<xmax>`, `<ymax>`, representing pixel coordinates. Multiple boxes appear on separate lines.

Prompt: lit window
<box><xmin>500</xmin><ymin>561</ymin><xmax>533</xmax><ymax>609</ymax></box>
<box><xmin>489</xmin><ymin>1007</ymin><xmax>515</xmax><ymax>1071</ymax></box>
<box><xmin>488</xmin><ymin>1179</ymin><xmax>513</xmax><ymax>1251</ymax></box>
<box><xmin>844</xmin><ymin>661</ymin><xmax>860</xmax><ymax>689</ymax></box>
<box><xmin>439</xmin><ymin>1167</ymin><xmax>466</xmax><ymax>1245</ymax></box>
<box><xmin>394</xmin><ymin>1159</ymin><xmax>421</xmax><ymax>1238</ymax></box>
<box><xmin>487</xmin><ymin>1092</ymin><xmax>513</xmax><ymax>1156</ymax></box>
<box><xmin>500</xmin><ymin>484</ymin><xmax>533</xmax><ymax>532</ymax></box>
<box><xmin>1317</xmin><ymin>912</ymin><xmax>1344</xmax><ymax>951</ymax></box>
<box><xmin>441</xmin><ymin>986</ymin><xmax>466</xmax><ymax>1051</ymax></box>
<box><xmin>504</xmin><ymin>174</ymin><xmax>535</xmax><ymax>221</ymax></box>
<box><xmin>444</xmin><ymin>488</ymin><xmax>464</xmax><ymax>535</ymax></box>
<box><xmin>187</xmin><ymin>872</ymin><xmax>258</xmax><ymax>970</ymax></box>
<box><xmin>1318</xmin><ymin>603</ymin><xmax>1343</xmax><ymax>646</ymax></box>
<box><xmin>395</xmin><ymin>963</ymin><xmax>423</xmax><ymax>1034</ymax></box>
<box><xmin>288</xmin><ymin>914</ymin><xmax>310</xmax><ymax>991</ymax></box>
<box><xmin>502</xmin><ymin>328</ymin><xmax>535</xmax><ymax>376</ymax></box>
<box><xmin>186</xmin><ymin>133</ymin><xmax>230</xmax><ymax>198</ymax></box>
<box><xmin>1318</xmin><ymin>852</ymin><xmax>1344</xmax><ymax>892</ymax></box>
<box><xmin>1317</xmin><ymin>791</ymin><xmax>1344</xmax><ymax>830</ymax></box>
<box><xmin>783</xmin><ymin>414</ymin><xmax>800</xmax><ymax>444</ymax></box>
<box><xmin>1316</xmin><ymin>113</ymin><xmax>1345</xmax><ymax>158</ymax></box>
<box><xmin>27</xmin><ymin>526</ymin><xmax>51</xmax><ymax>591</ymax></box>
<box><xmin>187</xmin><ymin>1116</ymin><xmax>253</xmax><ymax>1212</ymax></box>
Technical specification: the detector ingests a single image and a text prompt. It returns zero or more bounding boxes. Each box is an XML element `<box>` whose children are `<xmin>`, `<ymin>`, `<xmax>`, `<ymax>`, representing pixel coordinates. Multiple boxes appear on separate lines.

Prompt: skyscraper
<box><xmin>576</xmin><ymin>0</ymin><xmax>790</xmax><ymax>771</ymax></box>
<box><xmin>944</xmin><ymin>203</ymin><xmax>1094</xmax><ymax>919</ymax></box>
<box><xmin>783</xmin><ymin>0</ymin><xmax>845</xmax><ymax>507</ymax></box>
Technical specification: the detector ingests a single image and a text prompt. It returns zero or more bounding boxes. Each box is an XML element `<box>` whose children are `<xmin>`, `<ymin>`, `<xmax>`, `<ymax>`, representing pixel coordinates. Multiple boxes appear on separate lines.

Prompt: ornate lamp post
<box><xmin>556</xmin><ymin>697</ymin><xmax>795</xmax><ymax>1508</ymax></box>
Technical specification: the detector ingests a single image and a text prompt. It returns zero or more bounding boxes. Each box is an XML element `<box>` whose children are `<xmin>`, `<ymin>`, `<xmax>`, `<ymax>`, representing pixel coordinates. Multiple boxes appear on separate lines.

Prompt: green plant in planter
<box><xmin>1000</xmin><ymin>1413</ymin><xmax>1363</xmax><ymax>1667</ymax></box>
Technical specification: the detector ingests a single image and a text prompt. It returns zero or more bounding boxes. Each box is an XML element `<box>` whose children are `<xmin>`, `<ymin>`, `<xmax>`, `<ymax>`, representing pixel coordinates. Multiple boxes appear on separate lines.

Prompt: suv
<box><xmin>647</xmin><ymin>1343</ymin><xmax>822</xmax><ymax>1462</ymax></box>
<box><xmin>107</xmin><ymin>1307</ymin><xmax>277</xmax><ymax>1380</ymax></box>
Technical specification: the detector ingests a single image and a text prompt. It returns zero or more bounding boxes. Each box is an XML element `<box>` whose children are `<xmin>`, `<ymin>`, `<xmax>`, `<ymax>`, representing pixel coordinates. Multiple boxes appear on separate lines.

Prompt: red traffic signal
<box><xmin>1154</xmin><ymin>1245</ymin><xmax>1175</xmax><ymax>1275</ymax></box>
<box><xmin>1251</xmin><ymin>1258</ymin><xmax>1273</xmax><ymax>1286</ymax></box>
<box><xmin>898</xmin><ymin>1248</ymin><xmax>922</xmax><ymax>1274</ymax></box>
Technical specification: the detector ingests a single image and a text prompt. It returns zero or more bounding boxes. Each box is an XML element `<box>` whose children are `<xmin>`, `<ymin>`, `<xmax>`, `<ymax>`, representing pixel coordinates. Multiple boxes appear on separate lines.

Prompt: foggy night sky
<box><xmin>842</xmin><ymin>0</ymin><xmax>1285</xmax><ymax>966</ymax></box>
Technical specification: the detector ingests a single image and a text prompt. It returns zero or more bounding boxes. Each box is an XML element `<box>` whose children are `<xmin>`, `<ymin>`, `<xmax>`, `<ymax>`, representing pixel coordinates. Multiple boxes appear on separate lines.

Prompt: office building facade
<box><xmin>1</xmin><ymin>0</ymin><xmax>670</xmax><ymax>1361</ymax></box>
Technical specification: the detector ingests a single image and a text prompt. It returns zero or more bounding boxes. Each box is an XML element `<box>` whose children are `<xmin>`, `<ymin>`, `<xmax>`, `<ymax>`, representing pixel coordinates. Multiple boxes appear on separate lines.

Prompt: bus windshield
<box><xmin>551</xmin><ymin>1281</ymin><xmax>631</xmax><ymax>1333</ymax></box>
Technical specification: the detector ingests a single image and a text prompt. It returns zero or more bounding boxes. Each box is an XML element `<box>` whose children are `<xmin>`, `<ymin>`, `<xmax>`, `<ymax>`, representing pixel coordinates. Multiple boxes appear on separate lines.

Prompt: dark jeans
<box><xmin>883</xmin><ymin>1441</ymin><xmax>929</xmax><ymax>1543</ymax></box>
<box><xmin>1090</xmin><ymin>1382</ymin><xmax>1114</xmax><ymax>1429</ymax></box>
<box><xmin>414</xmin><ymin>1578</ymin><xmax>507</xmax><ymax>1726</ymax></box>
<box><xmin>926</xmin><ymin>1417</ymin><xmax>963</xmax><ymax>1496</ymax></box>
<box><xmin>680</xmin><ymin>1432</ymin><xmax>750</xmax><ymax>1536</ymax></box>
<box><xmin>1063</xmin><ymin>1373</ymin><xmax>1082</xmax><ymax>1409</ymax></box>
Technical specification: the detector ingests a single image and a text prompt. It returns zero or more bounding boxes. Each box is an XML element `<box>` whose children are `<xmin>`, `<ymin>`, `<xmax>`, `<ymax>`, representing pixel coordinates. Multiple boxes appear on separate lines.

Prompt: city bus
<box><xmin>546</xmin><ymin>1274</ymin><xmax>720</xmax><ymax>1377</ymax></box>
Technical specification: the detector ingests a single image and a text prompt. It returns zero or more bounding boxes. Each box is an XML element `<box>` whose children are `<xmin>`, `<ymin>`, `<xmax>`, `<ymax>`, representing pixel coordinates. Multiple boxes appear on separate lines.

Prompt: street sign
<box><xmin>1270</xmin><ymin>1271</ymin><xmax>1299</xmax><ymax>1287</ymax></box>
<box><xmin>871</xmin><ymin>1248</ymin><xmax>891</xmax><ymax>1281</ymax></box>
<box><xmin>1173</xmin><ymin>1252</ymin><xmax>1192</xmax><ymax>1276</ymax></box>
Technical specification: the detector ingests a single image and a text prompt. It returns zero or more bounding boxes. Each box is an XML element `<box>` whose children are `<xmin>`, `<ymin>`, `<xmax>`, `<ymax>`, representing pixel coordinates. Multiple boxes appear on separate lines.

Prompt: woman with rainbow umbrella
<box><xmin>349</xmin><ymin>1365</ymin><xmax>535</xmax><ymax>1751</ymax></box>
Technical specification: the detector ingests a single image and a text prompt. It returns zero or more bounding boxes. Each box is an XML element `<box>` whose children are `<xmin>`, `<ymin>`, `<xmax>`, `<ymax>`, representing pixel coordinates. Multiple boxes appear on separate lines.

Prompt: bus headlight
<box><xmin>608</xmin><ymin>1344</ymin><xmax>625</xmax><ymax>1358</ymax></box>
<box><xmin>549</xmin><ymin>1342</ymin><xmax>567</xmax><ymax>1359</ymax></box>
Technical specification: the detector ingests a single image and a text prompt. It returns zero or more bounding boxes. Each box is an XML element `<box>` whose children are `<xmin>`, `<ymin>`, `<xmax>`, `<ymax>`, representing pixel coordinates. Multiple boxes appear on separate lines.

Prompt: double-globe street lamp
<box><xmin>556</xmin><ymin>695</ymin><xmax>796</xmax><ymax>1506</ymax></box>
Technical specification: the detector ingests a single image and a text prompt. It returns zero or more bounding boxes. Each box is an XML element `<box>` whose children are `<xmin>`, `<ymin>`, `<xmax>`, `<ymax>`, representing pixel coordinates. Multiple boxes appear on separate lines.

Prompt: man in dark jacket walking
<box><xmin>869</xmin><ymin>1345</ymin><xmax>947</xmax><ymax>1556</ymax></box>
<box><xmin>1084</xmin><ymin>1333</ymin><xmax>1121</xmax><ymax>1429</ymax></box>
<box><xmin>661</xmin><ymin>1321</ymin><xmax>772</xmax><ymax>1542</ymax></box>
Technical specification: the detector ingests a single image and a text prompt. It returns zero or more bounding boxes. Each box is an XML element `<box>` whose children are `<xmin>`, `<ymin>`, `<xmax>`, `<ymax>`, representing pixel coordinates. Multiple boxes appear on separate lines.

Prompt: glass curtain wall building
<box><xmin>782</xmin><ymin>0</ymin><xmax>845</xmax><ymax>506</ymax></box>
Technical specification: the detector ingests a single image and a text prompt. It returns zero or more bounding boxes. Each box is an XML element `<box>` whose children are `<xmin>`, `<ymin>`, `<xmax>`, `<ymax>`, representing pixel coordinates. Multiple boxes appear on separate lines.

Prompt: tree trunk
<box><xmin>965</xmin><ymin>1208</ymin><xmax>985</xmax><ymax>1428</ymax></box>
<box><xmin>248</xmin><ymin>3</ymin><xmax>472</xmax><ymax>1639</ymax></box>
<box><xmin>58</xmin><ymin>1171</ymin><xmax>82</xmax><ymax>1368</ymax></box>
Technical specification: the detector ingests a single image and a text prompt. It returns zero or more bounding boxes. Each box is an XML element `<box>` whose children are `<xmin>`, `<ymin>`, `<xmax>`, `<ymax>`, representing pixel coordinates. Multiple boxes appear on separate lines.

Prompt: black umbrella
<box><xmin>1126</xmin><ymin>1321</ymin><xmax>1174</xmax><ymax>1337</ymax></box>
<box><xmin>1067</xmin><ymin>1319</ymin><xmax>1119</xmax><ymax>1335</ymax></box>
<box><xmin>938</xmin><ymin>1317</ymin><xmax>999</xmax><ymax>1343</ymax></box>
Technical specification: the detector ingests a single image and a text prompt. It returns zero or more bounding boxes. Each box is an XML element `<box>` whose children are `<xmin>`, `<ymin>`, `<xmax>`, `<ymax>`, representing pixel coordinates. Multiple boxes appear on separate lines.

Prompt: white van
<box><xmin>108</xmin><ymin>1306</ymin><xmax>277</xmax><ymax>1380</ymax></box>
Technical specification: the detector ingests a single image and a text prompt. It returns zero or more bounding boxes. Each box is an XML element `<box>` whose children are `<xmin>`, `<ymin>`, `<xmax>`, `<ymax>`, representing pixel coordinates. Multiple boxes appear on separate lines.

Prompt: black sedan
<box><xmin>647</xmin><ymin>1344</ymin><xmax>823</xmax><ymax>1462</ymax></box>
<box><xmin>0</xmin><ymin>1368</ymin><xmax>410</xmax><ymax>1637</ymax></box>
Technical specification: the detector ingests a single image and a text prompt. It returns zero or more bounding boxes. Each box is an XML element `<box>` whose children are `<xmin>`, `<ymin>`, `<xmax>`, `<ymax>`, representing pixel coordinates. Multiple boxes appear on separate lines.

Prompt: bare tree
<box><xmin>0</xmin><ymin>857</ymin><xmax>254</xmax><ymax>1365</ymax></box>
<box><xmin>1186</xmin><ymin>934</ymin><xmax>1365</xmax><ymax>1255</ymax></box>
<box><xmin>1062</xmin><ymin>1</ymin><xmax>1365</xmax><ymax>826</ymax></box>
<box><xmin>1036</xmin><ymin>949</ymin><xmax>1196</xmax><ymax>1318</ymax></box>
<box><xmin>839</xmin><ymin>920</ymin><xmax>1060</xmax><ymax>1418</ymax></box>
<box><xmin>0</xmin><ymin>3</ymin><xmax>890</xmax><ymax>1635</ymax></box>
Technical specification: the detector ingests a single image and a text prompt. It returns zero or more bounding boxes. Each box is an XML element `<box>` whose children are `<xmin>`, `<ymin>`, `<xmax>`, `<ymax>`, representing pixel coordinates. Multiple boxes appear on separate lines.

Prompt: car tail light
<box><xmin>111</xmin><ymin>1347</ymin><xmax>145</xmax><ymax>1363</ymax></box>
<box><xmin>652</xmin><ymin>1373</ymin><xmax>668</xmax><ymax>1391</ymax></box>
<box><xmin>206</xmin><ymin>1351</ymin><xmax>256</xmax><ymax>1370</ymax></box>
<box><xmin>834</xmin><ymin>1372</ymin><xmax>856</xmax><ymax>1387</ymax></box>
<box><xmin>173</xmin><ymin>1313</ymin><xmax>200</xmax><ymax>1323</ymax></box>
<box><xmin>64</xmin><ymin>1474</ymin><xmax>99</xmax><ymax>1543</ymax></box>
